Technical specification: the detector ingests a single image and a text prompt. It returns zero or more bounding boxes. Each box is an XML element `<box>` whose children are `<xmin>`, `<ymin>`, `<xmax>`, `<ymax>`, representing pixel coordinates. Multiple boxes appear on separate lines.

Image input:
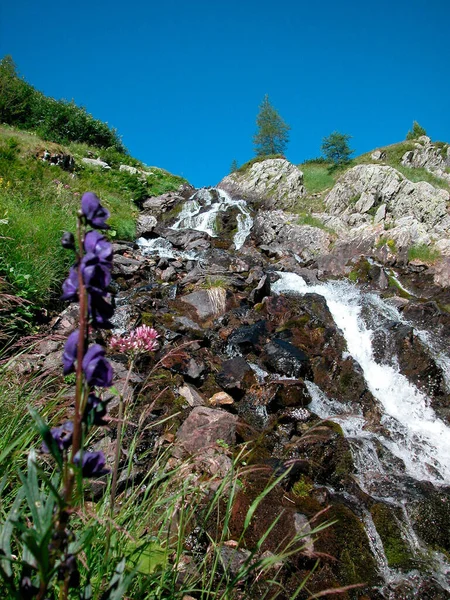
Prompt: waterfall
<box><xmin>273</xmin><ymin>272</ymin><xmax>450</xmax><ymax>485</ymax></box>
<box><xmin>171</xmin><ymin>187</ymin><xmax>253</xmax><ymax>250</ymax></box>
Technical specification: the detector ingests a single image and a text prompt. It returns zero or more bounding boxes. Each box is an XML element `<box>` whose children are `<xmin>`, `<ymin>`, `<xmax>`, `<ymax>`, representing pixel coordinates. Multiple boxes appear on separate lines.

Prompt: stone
<box><xmin>174</xmin><ymin>407</ymin><xmax>238</xmax><ymax>456</ymax></box>
<box><xmin>219</xmin><ymin>158</ymin><xmax>305</xmax><ymax>210</ymax></box>
<box><xmin>40</xmin><ymin>150</ymin><xmax>75</xmax><ymax>171</ymax></box>
<box><xmin>178</xmin><ymin>384</ymin><xmax>205</xmax><ymax>407</ymax></box>
<box><xmin>81</xmin><ymin>157</ymin><xmax>111</xmax><ymax>170</ymax></box>
<box><xmin>354</xmin><ymin>191</ymin><xmax>375</xmax><ymax>214</ymax></box>
<box><xmin>371</xmin><ymin>149</ymin><xmax>386</xmax><ymax>161</ymax></box>
<box><xmin>373</xmin><ymin>203</ymin><xmax>386</xmax><ymax>224</ymax></box>
<box><xmin>209</xmin><ymin>391</ymin><xmax>234</xmax><ymax>406</ymax></box>
<box><xmin>160</xmin><ymin>266</ymin><xmax>177</xmax><ymax>282</ymax></box>
<box><xmin>112</xmin><ymin>254</ymin><xmax>143</xmax><ymax>276</ymax></box>
<box><xmin>181</xmin><ymin>288</ymin><xmax>227</xmax><ymax>320</ymax></box>
<box><xmin>263</xmin><ymin>339</ymin><xmax>311</xmax><ymax>378</ymax></box>
<box><xmin>249</xmin><ymin>274</ymin><xmax>271</xmax><ymax>304</ymax></box>
<box><xmin>142</xmin><ymin>192</ymin><xmax>184</xmax><ymax>216</ymax></box>
<box><xmin>227</xmin><ymin>321</ymin><xmax>268</xmax><ymax>354</ymax></box>
<box><xmin>119</xmin><ymin>164</ymin><xmax>139</xmax><ymax>175</ymax></box>
<box><xmin>216</xmin><ymin>357</ymin><xmax>256</xmax><ymax>392</ymax></box>
<box><xmin>136</xmin><ymin>214</ymin><xmax>157</xmax><ymax>237</ymax></box>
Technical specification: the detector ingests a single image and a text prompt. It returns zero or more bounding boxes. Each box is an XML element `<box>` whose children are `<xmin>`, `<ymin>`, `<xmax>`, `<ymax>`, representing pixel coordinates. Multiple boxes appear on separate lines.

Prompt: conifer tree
<box><xmin>406</xmin><ymin>121</ymin><xmax>427</xmax><ymax>140</ymax></box>
<box><xmin>253</xmin><ymin>95</ymin><xmax>290</xmax><ymax>157</ymax></box>
<box><xmin>230</xmin><ymin>159</ymin><xmax>239</xmax><ymax>173</ymax></box>
<box><xmin>321</xmin><ymin>131</ymin><xmax>353</xmax><ymax>165</ymax></box>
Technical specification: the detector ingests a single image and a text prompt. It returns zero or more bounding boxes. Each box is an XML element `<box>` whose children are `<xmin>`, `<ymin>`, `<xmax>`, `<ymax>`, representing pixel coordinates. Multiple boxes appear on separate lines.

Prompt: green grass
<box><xmin>236</xmin><ymin>154</ymin><xmax>285</xmax><ymax>174</ymax></box>
<box><xmin>0</xmin><ymin>125</ymin><xmax>186</xmax><ymax>321</ymax></box>
<box><xmin>407</xmin><ymin>243</ymin><xmax>441</xmax><ymax>263</ymax></box>
<box><xmin>296</xmin><ymin>213</ymin><xmax>334</xmax><ymax>234</ymax></box>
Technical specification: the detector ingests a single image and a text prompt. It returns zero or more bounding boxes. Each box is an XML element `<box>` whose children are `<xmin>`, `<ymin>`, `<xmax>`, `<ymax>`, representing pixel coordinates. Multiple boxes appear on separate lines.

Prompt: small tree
<box><xmin>321</xmin><ymin>131</ymin><xmax>353</xmax><ymax>165</ymax></box>
<box><xmin>230</xmin><ymin>159</ymin><xmax>239</xmax><ymax>173</ymax></box>
<box><xmin>406</xmin><ymin>121</ymin><xmax>427</xmax><ymax>140</ymax></box>
<box><xmin>253</xmin><ymin>95</ymin><xmax>290</xmax><ymax>157</ymax></box>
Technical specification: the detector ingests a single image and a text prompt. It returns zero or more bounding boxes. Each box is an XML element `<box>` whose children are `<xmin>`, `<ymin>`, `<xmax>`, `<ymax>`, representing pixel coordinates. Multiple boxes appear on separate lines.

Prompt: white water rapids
<box><xmin>171</xmin><ymin>187</ymin><xmax>253</xmax><ymax>250</ymax></box>
<box><xmin>272</xmin><ymin>271</ymin><xmax>450</xmax><ymax>485</ymax></box>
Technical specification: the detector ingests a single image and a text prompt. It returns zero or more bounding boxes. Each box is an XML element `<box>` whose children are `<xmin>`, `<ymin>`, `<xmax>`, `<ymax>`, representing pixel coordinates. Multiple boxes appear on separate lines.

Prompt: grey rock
<box><xmin>81</xmin><ymin>157</ymin><xmax>111</xmax><ymax>170</ymax></box>
<box><xmin>374</xmin><ymin>203</ymin><xmax>386</xmax><ymax>224</ymax></box>
<box><xmin>112</xmin><ymin>254</ymin><xmax>143</xmax><ymax>276</ymax></box>
<box><xmin>263</xmin><ymin>338</ymin><xmax>311</xmax><ymax>378</ymax></box>
<box><xmin>160</xmin><ymin>266</ymin><xmax>177</xmax><ymax>282</ymax></box>
<box><xmin>136</xmin><ymin>214</ymin><xmax>158</xmax><ymax>237</ymax></box>
<box><xmin>142</xmin><ymin>192</ymin><xmax>184</xmax><ymax>216</ymax></box>
<box><xmin>371</xmin><ymin>149</ymin><xmax>386</xmax><ymax>161</ymax></box>
<box><xmin>249</xmin><ymin>274</ymin><xmax>271</xmax><ymax>304</ymax></box>
<box><xmin>219</xmin><ymin>158</ymin><xmax>305</xmax><ymax>210</ymax></box>
<box><xmin>178</xmin><ymin>384</ymin><xmax>205</xmax><ymax>407</ymax></box>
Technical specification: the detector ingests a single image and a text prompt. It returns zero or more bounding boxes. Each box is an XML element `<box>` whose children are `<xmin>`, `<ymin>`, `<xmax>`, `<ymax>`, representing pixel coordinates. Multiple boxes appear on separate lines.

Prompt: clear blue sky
<box><xmin>1</xmin><ymin>0</ymin><xmax>449</xmax><ymax>188</ymax></box>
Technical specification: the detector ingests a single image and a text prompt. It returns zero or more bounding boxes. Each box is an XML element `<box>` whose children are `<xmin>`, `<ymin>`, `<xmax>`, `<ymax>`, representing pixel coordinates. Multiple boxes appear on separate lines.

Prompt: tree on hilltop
<box><xmin>406</xmin><ymin>121</ymin><xmax>427</xmax><ymax>140</ymax></box>
<box><xmin>230</xmin><ymin>159</ymin><xmax>239</xmax><ymax>173</ymax></box>
<box><xmin>253</xmin><ymin>95</ymin><xmax>290</xmax><ymax>157</ymax></box>
<box><xmin>321</xmin><ymin>131</ymin><xmax>353</xmax><ymax>166</ymax></box>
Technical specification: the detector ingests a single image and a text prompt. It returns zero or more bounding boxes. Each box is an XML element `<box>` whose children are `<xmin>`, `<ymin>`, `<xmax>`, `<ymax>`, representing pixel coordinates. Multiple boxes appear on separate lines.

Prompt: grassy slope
<box><xmin>298</xmin><ymin>140</ymin><xmax>450</xmax><ymax>214</ymax></box>
<box><xmin>0</xmin><ymin>125</ymin><xmax>187</xmax><ymax>315</ymax></box>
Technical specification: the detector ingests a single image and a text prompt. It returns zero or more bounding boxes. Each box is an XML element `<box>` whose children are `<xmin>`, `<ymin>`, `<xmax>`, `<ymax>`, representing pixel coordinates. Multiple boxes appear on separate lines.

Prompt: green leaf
<box><xmin>28</xmin><ymin>407</ymin><xmax>63</xmax><ymax>470</ymax></box>
<box><xmin>0</xmin><ymin>487</ymin><xmax>25</xmax><ymax>577</ymax></box>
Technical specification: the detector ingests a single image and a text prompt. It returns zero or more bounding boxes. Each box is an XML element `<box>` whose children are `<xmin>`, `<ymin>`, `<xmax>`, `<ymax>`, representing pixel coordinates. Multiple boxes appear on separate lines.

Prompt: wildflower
<box><xmin>42</xmin><ymin>421</ymin><xmax>74</xmax><ymax>453</ymax></box>
<box><xmin>81</xmin><ymin>252</ymin><xmax>112</xmax><ymax>295</ymax></box>
<box><xmin>58</xmin><ymin>554</ymin><xmax>80</xmax><ymax>588</ymax></box>
<box><xmin>82</xmin><ymin>344</ymin><xmax>113</xmax><ymax>388</ymax></box>
<box><xmin>84</xmin><ymin>230</ymin><xmax>112</xmax><ymax>264</ymax></box>
<box><xmin>61</xmin><ymin>266</ymin><xmax>79</xmax><ymax>301</ymax></box>
<box><xmin>74</xmin><ymin>451</ymin><xmax>109</xmax><ymax>477</ymax></box>
<box><xmin>62</xmin><ymin>330</ymin><xmax>79</xmax><ymax>374</ymax></box>
<box><xmin>81</xmin><ymin>192</ymin><xmax>110</xmax><ymax>229</ymax></box>
<box><xmin>110</xmin><ymin>325</ymin><xmax>159</xmax><ymax>355</ymax></box>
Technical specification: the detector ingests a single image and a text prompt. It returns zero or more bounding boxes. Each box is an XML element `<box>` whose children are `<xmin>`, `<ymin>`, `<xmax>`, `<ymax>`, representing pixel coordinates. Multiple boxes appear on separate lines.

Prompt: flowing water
<box><xmin>171</xmin><ymin>187</ymin><xmax>253</xmax><ymax>249</ymax></box>
<box><xmin>272</xmin><ymin>271</ymin><xmax>450</xmax><ymax>592</ymax></box>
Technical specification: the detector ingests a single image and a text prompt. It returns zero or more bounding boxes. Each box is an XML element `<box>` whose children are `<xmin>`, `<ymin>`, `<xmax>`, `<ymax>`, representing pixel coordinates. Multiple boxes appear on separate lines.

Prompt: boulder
<box><xmin>136</xmin><ymin>214</ymin><xmax>157</xmax><ymax>237</ymax></box>
<box><xmin>174</xmin><ymin>406</ymin><xmax>238</xmax><ymax>455</ymax></box>
<box><xmin>81</xmin><ymin>157</ymin><xmax>111</xmax><ymax>170</ymax></box>
<box><xmin>218</xmin><ymin>158</ymin><xmax>305</xmax><ymax>210</ymax></box>
<box><xmin>325</xmin><ymin>164</ymin><xmax>450</xmax><ymax>231</ymax></box>
<box><xmin>181</xmin><ymin>288</ymin><xmax>227</xmax><ymax>320</ymax></box>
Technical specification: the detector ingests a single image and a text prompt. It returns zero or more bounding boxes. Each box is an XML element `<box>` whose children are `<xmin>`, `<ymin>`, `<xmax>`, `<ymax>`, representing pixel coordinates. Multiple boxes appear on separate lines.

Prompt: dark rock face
<box><xmin>227</xmin><ymin>320</ymin><xmax>268</xmax><ymax>354</ymax></box>
<box><xmin>263</xmin><ymin>339</ymin><xmax>311</xmax><ymax>378</ymax></box>
<box><xmin>215</xmin><ymin>357</ymin><xmax>256</xmax><ymax>395</ymax></box>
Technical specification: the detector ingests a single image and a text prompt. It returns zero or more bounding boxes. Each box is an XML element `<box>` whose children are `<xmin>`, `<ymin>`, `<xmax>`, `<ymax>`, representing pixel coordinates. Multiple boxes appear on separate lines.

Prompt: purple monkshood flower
<box><xmin>83</xmin><ymin>394</ymin><xmax>109</xmax><ymax>426</ymax></box>
<box><xmin>82</xmin><ymin>344</ymin><xmax>113</xmax><ymax>388</ymax></box>
<box><xmin>84</xmin><ymin>230</ymin><xmax>112</xmax><ymax>264</ymax></box>
<box><xmin>74</xmin><ymin>450</ymin><xmax>109</xmax><ymax>477</ymax></box>
<box><xmin>81</xmin><ymin>192</ymin><xmax>110</xmax><ymax>230</ymax></box>
<box><xmin>42</xmin><ymin>421</ymin><xmax>74</xmax><ymax>453</ymax></box>
<box><xmin>89</xmin><ymin>293</ymin><xmax>114</xmax><ymax>329</ymax></box>
<box><xmin>61</xmin><ymin>266</ymin><xmax>79</xmax><ymax>301</ymax></box>
<box><xmin>81</xmin><ymin>253</ymin><xmax>112</xmax><ymax>295</ymax></box>
<box><xmin>62</xmin><ymin>330</ymin><xmax>79</xmax><ymax>374</ymax></box>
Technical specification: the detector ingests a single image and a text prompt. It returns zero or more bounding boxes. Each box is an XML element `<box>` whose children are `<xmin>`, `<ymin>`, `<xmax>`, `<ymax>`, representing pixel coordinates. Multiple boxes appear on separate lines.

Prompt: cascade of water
<box><xmin>171</xmin><ymin>188</ymin><xmax>253</xmax><ymax>250</ymax></box>
<box><xmin>273</xmin><ymin>272</ymin><xmax>450</xmax><ymax>485</ymax></box>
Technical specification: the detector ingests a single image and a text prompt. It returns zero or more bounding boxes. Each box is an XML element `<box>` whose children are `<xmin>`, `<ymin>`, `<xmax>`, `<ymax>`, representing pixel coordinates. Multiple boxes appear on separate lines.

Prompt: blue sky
<box><xmin>1</xmin><ymin>0</ymin><xmax>449</xmax><ymax>188</ymax></box>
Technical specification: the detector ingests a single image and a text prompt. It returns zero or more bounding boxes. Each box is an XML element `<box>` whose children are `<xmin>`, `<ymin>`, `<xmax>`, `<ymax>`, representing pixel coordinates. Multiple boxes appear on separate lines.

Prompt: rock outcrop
<box><xmin>219</xmin><ymin>158</ymin><xmax>305</xmax><ymax>210</ymax></box>
<box><xmin>325</xmin><ymin>163</ymin><xmax>450</xmax><ymax>231</ymax></box>
<box><xmin>401</xmin><ymin>136</ymin><xmax>450</xmax><ymax>183</ymax></box>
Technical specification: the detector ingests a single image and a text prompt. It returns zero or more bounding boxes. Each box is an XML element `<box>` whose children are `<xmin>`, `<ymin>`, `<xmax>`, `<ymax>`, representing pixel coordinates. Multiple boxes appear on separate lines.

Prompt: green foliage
<box><xmin>321</xmin><ymin>131</ymin><xmax>353</xmax><ymax>165</ymax></box>
<box><xmin>253</xmin><ymin>95</ymin><xmax>290</xmax><ymax>157</ymax></box>
<box><xmin>406</xmin><ymin>120</ymin><xmax>427</xmax><ymax>140</ymax></box>
<box><xmin>407</xmin><ymin>243</ymin><xmax>441</xmax><ymax>263</ymax></box>
<box><xmin>0</xmin><ymin>55</ymin><xmax>125</xmax><ymax>152</ymax></box>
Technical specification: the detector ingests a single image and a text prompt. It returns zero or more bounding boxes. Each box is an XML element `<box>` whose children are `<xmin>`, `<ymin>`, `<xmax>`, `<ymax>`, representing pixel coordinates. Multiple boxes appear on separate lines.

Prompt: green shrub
<box><xmin>406</xmin><ymin>121</ymin><xmax>427</xmax><ymax>140</ymax></box>
<box><xmin>296</xmin><ymin>213</ymin><xmax>334</xmax><ymax>234</ymax></box>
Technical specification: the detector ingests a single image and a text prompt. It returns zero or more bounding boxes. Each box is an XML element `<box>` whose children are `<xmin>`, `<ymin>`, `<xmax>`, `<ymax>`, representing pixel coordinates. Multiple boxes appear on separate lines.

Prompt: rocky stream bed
<box><xmin>16</xmin><ymin>179</ymin><xmax>450</xmax><ymax>599</ymax></box>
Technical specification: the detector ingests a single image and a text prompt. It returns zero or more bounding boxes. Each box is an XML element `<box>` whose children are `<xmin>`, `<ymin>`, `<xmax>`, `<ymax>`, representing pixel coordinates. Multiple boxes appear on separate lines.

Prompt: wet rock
<box><xmin>249</xmin><ymin>274</ymin><xmax>271</xmax><ymax>304</ymax></box>
<box><xmin>216</xmin><ymin>357</ymin><xmax>256</xmax><ymax>394</ymax></box>
<box><xmin>112</xmin><ymin>254</ymin><xmax>144</xmax><ymax>276</ymax></box>
<box><xmin>409</xmin><ymin>486</ymin><xmax>450</xmax><ymax>553</ymax></box>
<box><xmin>227</xmin><ymin>320</ymin><xmax>268</xmax><ymax>354</ymax></box>
<box><xmin>263</xmin><ymin>338</ymin><xmax>311</xmax><ymax>378</ymax></box>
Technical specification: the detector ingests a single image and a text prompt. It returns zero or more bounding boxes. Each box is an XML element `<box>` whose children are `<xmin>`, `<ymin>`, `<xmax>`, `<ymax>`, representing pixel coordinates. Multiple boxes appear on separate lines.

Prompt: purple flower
<box><xmin>62</xmin><ymin>330</ymin><xmax>79</xmax><ymax>374</ymax></box>
<box><xmin>83</xmin><ymin>394</ymin><xmax>108</xmax><ymax>426</ymax></box>
<box><xmin>74</xmin><ymin>451</ymin><xmax>109</xmax><ymax>477</ymax></box>
<box><xmin>81</xmin><ymin>192</ymin><xmax>110</xmax><ymax>229</ymax></box>
<box><xmin>61</xmin><ymin>266</ymin><xmax>79</xmax><ymax>301</ymax></box>
<box><xmin>42</xmin><ymin>421</ymin><xmax>73</xmax><ymax>453</ymax></box>
<box><xmin>89</xmin><ymin>293</ymin><xmax>114</xmax><ymax>329</ymax></box>
<box><xmin>84</xmin><ymin>230</ymin><xmax>112</xmax><ymax>264</ymax></box>
<box><xmin>82</xmin><ymin>344</ymin><xmax>113</xmax><ymax>387</ymax></box>
<box><xmin>81</xmin><ymin>253</ymin><xmax>111</xmax><ymax>295</ymax></box>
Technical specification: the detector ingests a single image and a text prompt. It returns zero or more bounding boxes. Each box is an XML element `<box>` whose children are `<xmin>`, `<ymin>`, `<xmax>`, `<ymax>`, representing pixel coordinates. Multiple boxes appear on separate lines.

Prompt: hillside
<box><xmin>0</xmin><ymin>124</ymin><xmax>187</xmax><ymax>338</ymax></box>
